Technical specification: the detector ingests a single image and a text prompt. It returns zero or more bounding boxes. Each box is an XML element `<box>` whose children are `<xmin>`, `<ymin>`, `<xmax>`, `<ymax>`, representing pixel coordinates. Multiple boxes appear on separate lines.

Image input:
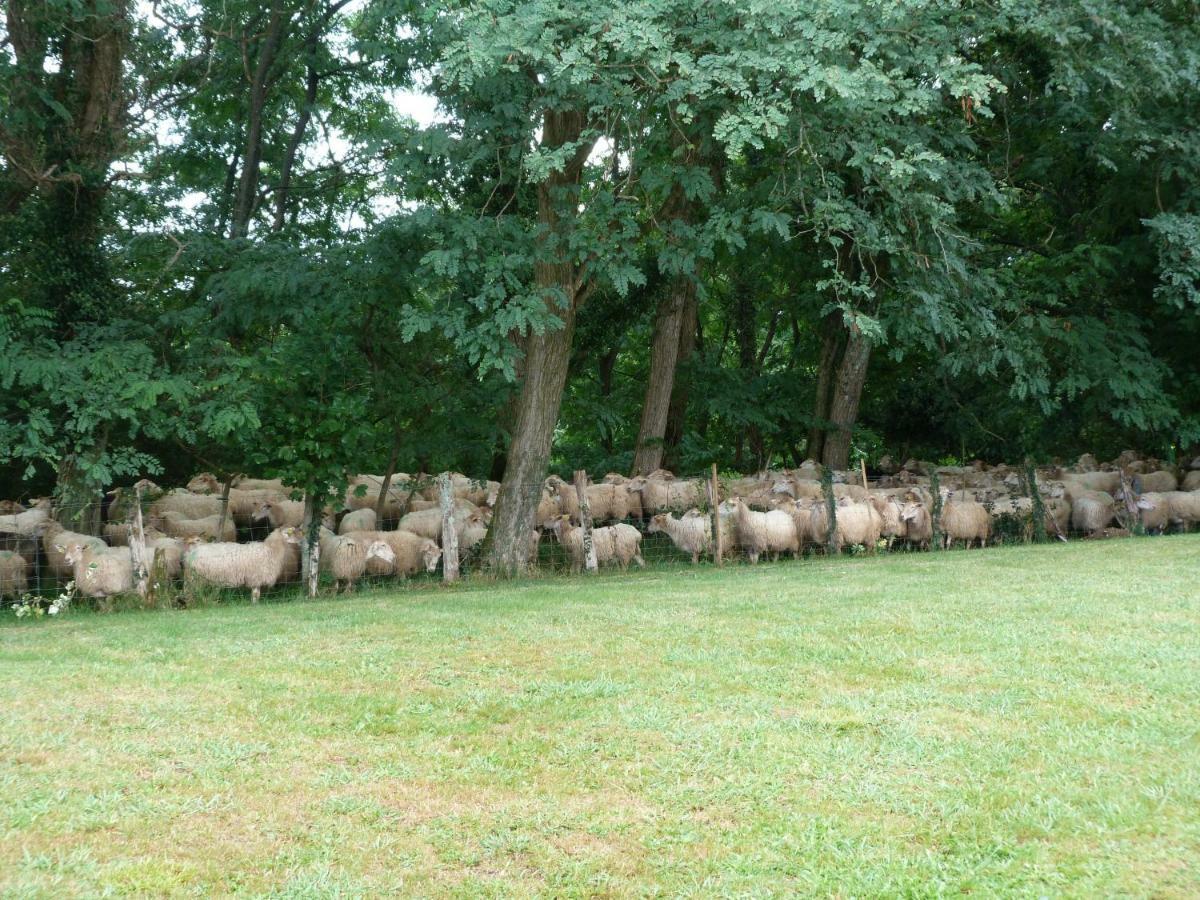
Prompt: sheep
<box><xmin>1183</xmin><ymin>471</ymin><xmax>1200</xmax><ymax>492</ymax></box>
<box><xmin>1128</xmin><ymin>492</ymin><xmax>1171</xmax><ymax>534</ymax></box>
<box><xmin>338</xmin><ymin>508</ymin><xmax>377</xmax><ymax>535</ymax></box>
<box><xmin>320</xmin><ymin>534</ymin><xmax>396</xmax><ymax>593</ymax></box>
<box><xmin>1133</xmin><ymin>471</ymin><xmax>1178</xmax><ymax>494</ymax></box>
<box><xmin>626</xmin><ymin>475</ymin><xmax>703</xmax><ymax>515</ymax></box>
<box><xmin>252</xmin><ymin>498</ymin><xmax>305</xmax><ymax>529</ymax></box>
<box><xmin>459</xmin><ymin>512</ymin><xmax>489</xmax><ymax>554</ymax></box>
<box><xmin>0</xmin><ymin>500</ymin><xmax>26</xmax><ymax>515</ymax></box>
<box><xmin>940</xmin><ymin>492</ymin><xmax>991</xmax><ymax>549</ymax></box>
<box><xmin>396</xmin><ymin>506</ymin><xmax>479</xmax><ymax>545</ymax></box>
<box><xmin>832</xmin><ymin>483</ymin><xmax>870</xmax><ymax>502</ymax></box>
<box><xmin>899</xmin><ymin>501</ymin><xmax>933</xmax><ymax>550</ymax></box>
<box><xmin>1042</xmin><ymin>497</ymin><xmax>1072</xmax><ymax>539</ymax></box>
<box><xmin>647</xmin><ymin>511</ymin><xmax>711</xmax><ymax>564</ymax></box>
<box><xmin>61</xmin><ymin>541</ymin><xmax>134</xmax><ymax>599</ymax></box>
<box><xmin>1163</xmin><ymin>491</ymin><xmax>1200</xmax><ymax>531</ymax></box>
<box><xmin>1063</xmin><ymin>471</ymin><xmax>1122</xmax><ymax>495</ymax></box>
<box><xmin>0</xmin><ymin>503</ymin><xmax>51</xmax><ymax>534</ymax></box>
<box><xmin>42</xmin><ymin>522</ymin><xmax>106</xmax><ymax>579</ymax></box>
<box><xmin>1068</xmin><ymin>490</ymin><xmax>1116</xmax><ymax>536</ymax></box>
<box><xmin>870</xmin><ymin>495</ymin><xmax>903</xmax><ymax>549</ymax></box>
<box><xmin>182</xmin><ymin>527</ymin><xmax>303</xmax><ymax>603</ymax></box>
<box><xmin>0</xmin><ymin>551</ymin><xmax>28</xmax><ymax>599</ymax></box>
<box><xmin>146</xmin><ymin>537</ymin><xmax>184</xmax><ymax>581</ymax></box>
<box><xmin>548</xmin><ymin>516</ymin><xmax>645</xmax><ymax>573</ymax></box>
<box><xmin>159</xmin><ymin>511</ymin><xmax>237</xmax><ymax>542</ymax></box>
<box><xmin>731</xmin><ymin>498</ymin><xmax>798</xmax><ymax>564</ymax></box>
<box><xmin>602</xmin><ymin>474</ymin><xmax>644</xmax><ymax>521</ymax></box>
<box><xmin>234</xmin><ymin>476</ymin><xmax>288</xmax><ymax>492</ymax></box>
<box><xmin>186</xmin><ymin>472</ymin><xmax>223</xmax><ymax>494</ymax></box>
<box><xmin>148</xmin><ymin>490</ymin><xmax>225</xmax><ymax>522</ymax></box>
<box><xmin>831</xmin><ymin>499</ymin><xmax>883</xmax><ymax>552</ymax></box>
<box><xmin>350</xmin><ymin>530</ymin><xmax>442</xmax><ymax>577</ymax></box>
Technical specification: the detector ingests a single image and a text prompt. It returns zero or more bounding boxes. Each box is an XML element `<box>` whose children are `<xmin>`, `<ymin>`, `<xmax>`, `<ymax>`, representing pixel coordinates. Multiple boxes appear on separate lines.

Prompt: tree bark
<box><xmin>488</xmin><ymin>108</ymin><xmax>595</xmax><ymax>576</ymax></box>
<box><xmin>807</xmin><ymin>312</ymin><xmax>842</xmax><ymax>464</ymax></box>
<box><xmin>230</xmin><ymin>0</ymin><xmax>289</xmax><ymax>239</ymax></box>
<box><xmin>273</xmin><ymin>54</ymin><xmax>319</xmax><ymax>231</ymax></box>
<box><xmin>662</xmin><ymin>290</ymin><xmax>697</xmax><ymax>468</ymax></box>
<box><xmin>818</xmin><ymin>325</ymin><xmax>872</xmax><ymax>471</ymax></box>
<box><xmin>632</xmin><ymin>274</ymin><xmax>696</xmax><ymax>475</ymax></box>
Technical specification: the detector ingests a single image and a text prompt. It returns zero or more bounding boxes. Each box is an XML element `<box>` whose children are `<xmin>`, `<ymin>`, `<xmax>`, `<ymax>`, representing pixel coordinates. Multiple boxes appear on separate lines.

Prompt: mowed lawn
<box><xmin>2</xmin><ymin>538</ymin><xmax>1199</xmax><ymax>897</ymax></box>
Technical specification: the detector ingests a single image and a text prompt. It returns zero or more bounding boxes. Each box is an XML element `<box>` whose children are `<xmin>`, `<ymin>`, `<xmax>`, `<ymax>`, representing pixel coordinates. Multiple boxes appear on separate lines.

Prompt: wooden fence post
<box><xmin>709</xmin><ymin>464</ymin><xmax>723</xmax><ymax>566</ymax></box>
<box><xmin>130</xmin><ymin>483</ymin><xmax>149</xmax><ymax>599</ymax></box>
<box><xmin>1025</xmin><ymin>458</ymin><xmax>1047</xmax><ymax>543</ymax></box>
<box><xmin>821</xmin><ymin>465</ymin><xmax>838</xmax><ymax>554</ymax></box>
<box><xmin>930</xmin><ymin>471</ymin><xmax>943</xmax><ymax>551</ymax></box>
<box><xmin>301</xmin><ymin>496</ymin><xmax>321</xmax><ymax>598</ymax></box>
<box><xmin>439</xmin><ymin>472</ymin><xmax>460</xmax><ymax>582</ymax></box>
<box><xmin>215</xmin><ymin>475</ymin><xmax>233</xmax><ymax>541</ymax></box>
<box><xmin>574</xmin><ymin>470</ymin><xmax>598</xmax><ymax>573</ymax></box>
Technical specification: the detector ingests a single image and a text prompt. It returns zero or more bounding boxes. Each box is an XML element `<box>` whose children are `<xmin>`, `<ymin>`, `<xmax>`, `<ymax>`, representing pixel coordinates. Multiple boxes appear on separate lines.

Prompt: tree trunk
<box><xmin>273</xmin><ymin>55</ymin><xmax>319</xmax><ymax>231</ymax></box>
<box><xmin>819</xmin><ymin>328</ymin><xmax>871</xmax><ymax>470</ymax></box>
<box><xmin>632</xmin><ymin>275</ymin><xmax>696</xmax><ymax>475</ymax></box>
<box><xmin>230</xmin><ymin>0</ymin><xmax>288</xmax><ymax>239</ymax></box>
<box><xmin>598</xmin><ymin>346</ymin><xmax>619</xmax><ymax>455</ymax></box>
<box><xmin>488</xmin><ymin>109</ymin><xmax>595</xmax><ymax>576</ymax></box>
<box><xmin>662</xmin><ymin>290</ymin><xmax>697</xmax><ymax>468</ymax></box>
<box><xmin>807</xmin><ymin>312</ymin><xmax>842</xmax><ymax>464</ymax></box>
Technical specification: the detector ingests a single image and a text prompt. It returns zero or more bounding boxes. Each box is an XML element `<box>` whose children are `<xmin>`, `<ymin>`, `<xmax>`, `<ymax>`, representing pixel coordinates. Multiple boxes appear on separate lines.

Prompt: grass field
<box><xmin>2</xmin><ymin>537</ymin><xmax>1199</xmax><ymax>897</ymax></box>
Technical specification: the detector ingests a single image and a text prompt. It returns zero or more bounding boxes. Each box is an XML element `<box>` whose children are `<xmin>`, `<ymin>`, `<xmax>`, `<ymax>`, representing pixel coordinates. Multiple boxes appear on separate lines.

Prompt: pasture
<box><xmin>3</xmin><ymin>536</ymin><xmax>1199</xmax><ymax>896</ymax></box>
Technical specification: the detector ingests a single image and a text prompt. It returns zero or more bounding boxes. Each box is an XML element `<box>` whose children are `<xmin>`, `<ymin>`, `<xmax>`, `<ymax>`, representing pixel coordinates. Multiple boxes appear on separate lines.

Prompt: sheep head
<box><xmin>646</xmin><ymin>514</ymin><xmax>667</xmax><ymax>534</ymax></box>
<box><xmin>366</xmin><ymin>540</ymin><xmax>396</xmax><ymax>565</ymax></box>
<box><xmin>422</xmin><ymin>541</ymin><xmax>442</xmax><ymax>572</ymax></box>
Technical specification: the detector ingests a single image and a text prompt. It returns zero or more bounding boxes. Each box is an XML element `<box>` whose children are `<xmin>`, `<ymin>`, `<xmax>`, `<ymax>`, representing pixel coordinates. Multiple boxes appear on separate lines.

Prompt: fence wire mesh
<box><xmin>0</xmin><ymin>464</ymin><xmax>1188</xmax><ymax>612</ymax></box>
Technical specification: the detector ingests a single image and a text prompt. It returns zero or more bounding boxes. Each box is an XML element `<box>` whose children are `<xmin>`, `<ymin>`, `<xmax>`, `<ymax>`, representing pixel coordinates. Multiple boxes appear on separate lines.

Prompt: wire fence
<box><xmin>1</xmin><ymin>463</ymin><xmax>1191</xmax><ymax>613</ymax></box>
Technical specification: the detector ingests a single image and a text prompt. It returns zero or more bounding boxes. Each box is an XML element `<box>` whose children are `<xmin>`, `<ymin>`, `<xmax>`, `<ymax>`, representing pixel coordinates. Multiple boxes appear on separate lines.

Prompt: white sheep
<box><xmin>320</xmin><ymin>534</ymin><xmax>396</xmax><ymax>593</ymax></box>
<box><xmin>62</xmin><ymin>542</ymin><xmax>134</xmax><ymax>599</ymax></box>
<box><xmin>1163</xmin><ymin>491</ymin><xmax>1200</xmax><ymax>531</ymax></box>
<box><xmin>252</xmin><ymin>498</ymin><xmax>305</xmax><ymax>529</ymax></box>
<box><xmin>0</xmin><ymin>502</ymin><xmax>51</xmax><ymax>534</ymax></box>
<box><xmin>350</xmin><ymin>529</ymin><xmax>442</xmax><ymax>577</ymax></box>
<box><xmin>159</xmin><ymin>511</ymin><xmax>237</xmax><ymax>542</ymax></box>
<box><xmin>396</xmin><ymin>506</ymin><xmax>479</xmax><ymax>545</ymax></box>
<box><xmin>548</xmin><ymin>516</ymin><xmax>644</xmax><ymax>573</ymax></box>
<box><xmin>832</xmin><ymin>499</ymin><xmax>883</xmax><ymax>552</ymax></box>
<box><xmin>1133</xmin><ymin>470</ymin><xmax>1177</xmax><ymax>494</ymax></box>
<box><xmin>939</xmin><ymin>492</ymin><xmax>991</xmax><ymax>549</ymax></box>
<box><xmin>646</xmin><ymin>511</ymin><xmax>711</xmax><ymax>564</ymax></box>
<box><xmin>1182</xmin><ymin>470</ymin><xmax>1200</xmax><ymax>492</ymax></box>
<box><xmin>148</xmin><ymin>490</ymin><xmax>225</xmax><ymax>521</ymax></box>
<box><xmin>899</xmin><ymin>501</ymin><xmax>932</xmax><ymax>549</ymax></box>
<box><xmin>338</xmin><ymin>508</ymin><xmax>377</xmax><ymax>535</ymax></box>
<box><xmin>42</xmin><ymin>522</ymin><xmax>106</xmax><ymax>579</ymax></box>
<box><xmin>626</xmin><ymin>475</ymin><xmax>703</xmax><ymax>515</ymax></box>
<box><xmin>182</xmin><ymin>527</ymin><xmax>303</xmax><ymax>603</ymax></box>
<box><xmin>0</xmin><ymin>550</ymin><xmax>29</xmax><ymax>599</ymax></box>
<box><xmin>731</xmin><ymin>498</ymin><xmax>798</xmax><ymax>564</ymax></box>
<box><xmin>1066</xmin><ymin>489</ymin><xmax>1115</xmax><ymax>536</ymax></box>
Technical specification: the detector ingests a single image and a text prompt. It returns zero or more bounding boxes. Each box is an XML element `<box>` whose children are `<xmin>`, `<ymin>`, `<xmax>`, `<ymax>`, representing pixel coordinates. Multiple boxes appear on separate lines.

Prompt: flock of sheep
<box><xmin>2</xmin><ymin>449</ymin><xmax>1198</xmax><ymax>606</ymax></box>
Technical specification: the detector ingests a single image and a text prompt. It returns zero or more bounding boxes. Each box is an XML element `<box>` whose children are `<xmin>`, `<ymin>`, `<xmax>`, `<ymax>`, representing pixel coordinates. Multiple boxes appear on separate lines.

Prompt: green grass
<box><xmin>3</xmin><ymin>537</ymin><xmax>1199</xmax><ymax>897</ymax></box>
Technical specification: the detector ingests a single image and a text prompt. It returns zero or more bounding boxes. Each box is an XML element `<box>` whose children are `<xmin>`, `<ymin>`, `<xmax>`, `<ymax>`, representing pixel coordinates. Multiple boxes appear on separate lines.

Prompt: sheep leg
<box><xmin>251</xmin><ymin>586</ymin><xmax>261</xmax><ymax>604</ymax></box>
<box><xmin>634</xmin><ymin>552</ymin><xmax>644</xmax><ymax>568</ymax></box>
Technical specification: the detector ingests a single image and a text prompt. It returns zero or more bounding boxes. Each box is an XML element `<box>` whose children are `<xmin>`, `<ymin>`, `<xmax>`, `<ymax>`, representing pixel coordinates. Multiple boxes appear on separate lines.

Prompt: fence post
<box><xmin>709</xmin><ymin>463</ymin><xmax>723</xmax><ymax>566</ymax></box>
<box><xmin>860</xmin><ymin>457</ymin><xmax>869</xmax><ymax>491</ymax></box>
<box><xmin>930</xmin><ymin>470</ymin><xmax>943</xmax><ymax>550</ymax></box>
<box><xmin>574</xmin><ymin>470</ymin><xmax>598</xmax><ymax>573</ymax></box>
<box><xmin>130</xmin><ymin>483</ymin><xmax>149</xmax><ymax>599</ymax></box>
<box><xmin>215</xmin><ymin>475</ymin><xmax>233</xmax><ymax>541</ymax></box>
<box><xmin>301</xmin><ymin>495</ymin><xmax>321</xmax><ymax>598</ymax></box>
<box><xmin>1025</xmin><ymin>458</ymin><xmax>1047</xmax><ymax>543</ymax></box>
<box><xmin>439</xmin><ymin>472</ymin><xmax>460</xmax><ymax>582</ymax></box>
<box><xmin>821</xmin><ymin>465</ymin><xmax>838</xmax><ymax>554</ymax></box>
